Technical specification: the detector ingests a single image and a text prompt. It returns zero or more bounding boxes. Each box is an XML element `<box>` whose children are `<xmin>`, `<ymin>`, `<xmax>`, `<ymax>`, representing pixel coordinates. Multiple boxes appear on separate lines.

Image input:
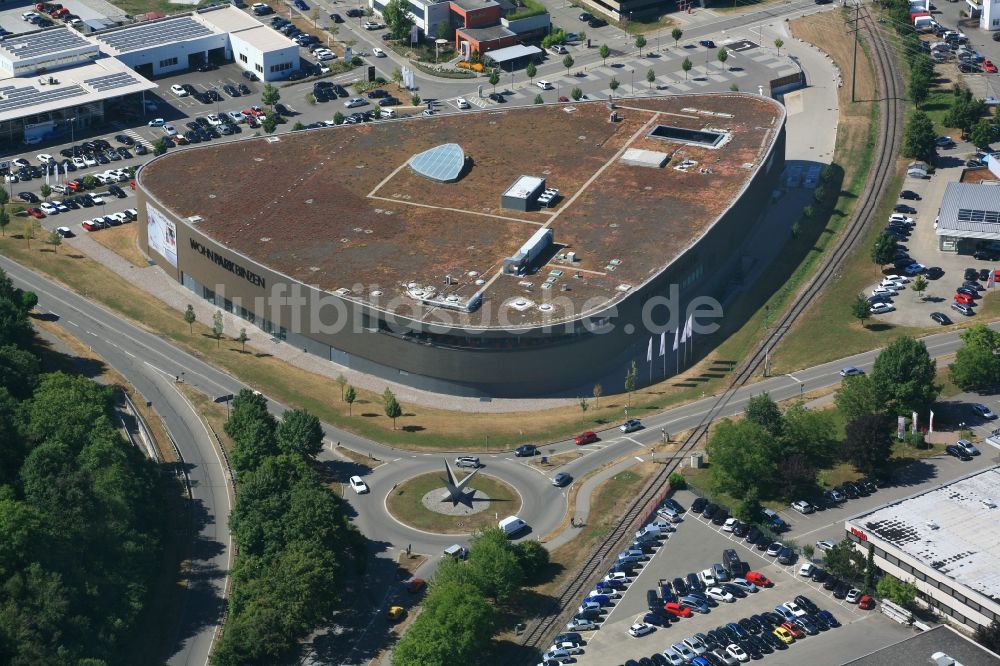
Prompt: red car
<box><xmin>857</xmin><ymin>594</ymin><xmax>875</xmax><ymax>610</ymax></box>
<box><xmin>986</xmin><ymin>59</ymin><xmax>998</xmax><ymax>73</ymax></box>
<box><xmin>81</xmin><ymin>220</ymin><xmax>100</xmax><ymax>231</ymax></box>
<box><xmin>745</xmin><ymin>571</ymin><xmax>772</xmax><ymax>587</ymax></box>
<box><xmin>574</xmin><ymin>431</ymin><xmax>598</xmax><ymax>445</ymax></box>
<box><xmin>781</xmin><ymin>621</ymin><xmax>804</xmax><ymax>638</ymax></box>
<box><xmin>26</xmin><ymin>208</ymin><xmax>45</xmax><ymax>218</ymax></box>
<box><xmin>405</xmin><ymin>578</ymin><xmax>426</xmax><ymax>594</ymax></box>
<box><xmin>663</xmin><ymin>602</ymin><xmax>692</xmax><ymax>618</ymax></box>
<box><xmin>955</xmin><ymin>292</ymin><xmax>974</xmax><ymax>305</ymax></box>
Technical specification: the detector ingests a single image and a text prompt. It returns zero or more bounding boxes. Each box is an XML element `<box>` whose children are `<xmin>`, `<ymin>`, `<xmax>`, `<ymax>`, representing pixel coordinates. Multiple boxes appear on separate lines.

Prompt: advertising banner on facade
<box><xmin>146</xmin><ymin>203</ymin><xmax>177</xmax><ymax>268</ymax></box>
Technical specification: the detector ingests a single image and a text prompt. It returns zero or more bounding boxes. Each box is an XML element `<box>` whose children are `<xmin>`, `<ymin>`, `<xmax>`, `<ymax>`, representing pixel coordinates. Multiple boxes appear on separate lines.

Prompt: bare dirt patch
<box><xmin>88</xmin><ymin>223</ymin><xmax>150</xmax><ymax>268</ymax></box>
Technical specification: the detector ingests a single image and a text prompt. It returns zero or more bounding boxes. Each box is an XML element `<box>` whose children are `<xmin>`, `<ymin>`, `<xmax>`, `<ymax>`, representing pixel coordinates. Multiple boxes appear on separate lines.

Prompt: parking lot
<box><xmin>552</xmin><ymin>447</ymin><xmax>999</xmax><ymax>666</ymax></box>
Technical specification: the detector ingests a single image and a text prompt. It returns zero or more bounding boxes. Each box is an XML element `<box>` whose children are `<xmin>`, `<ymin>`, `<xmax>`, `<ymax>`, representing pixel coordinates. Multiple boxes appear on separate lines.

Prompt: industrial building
<box><xmin>136</xmin><ymin>94</ymin><xmax>786</xmax><ymax>397</ymax></box>
<box><xmin>0</xmin><ymin>5</ymin><xmax>297</xmax><ymax>146</ymax></box>
<box><xmin>845</xmin><ymin>467</ymin><xmax>1000</xmax><ymax>632</ymax></box>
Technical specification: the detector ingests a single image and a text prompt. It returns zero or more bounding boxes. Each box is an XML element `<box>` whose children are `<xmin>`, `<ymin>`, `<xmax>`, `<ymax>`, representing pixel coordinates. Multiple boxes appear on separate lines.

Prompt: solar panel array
<box><xmin>84</xmin><ymin>71</ymin><xmax>139</xmax><ymax>92</ymax></box>
<box><xmin>0</xmin><ymin>28</ymin><xmax>93</xmax><ymax>61</ymax></box>
<box><xmin>0</xmin><ymin>82</ymin><xmax>85</xmax><ymax>113</ymax></box>
<box><xmin>408</xmin><ymin>143</ymin><xmax>465</xmax><ymax>182</ymax></box>
<box><xmin>98</xmin><ymin>17</ymin><xmax>214</xmax><ymax>53</ymax></box>
<box><xmin>956</xmin><ymin>208</ymin><xmax>1000</xmax><ymax>225</ymax></box>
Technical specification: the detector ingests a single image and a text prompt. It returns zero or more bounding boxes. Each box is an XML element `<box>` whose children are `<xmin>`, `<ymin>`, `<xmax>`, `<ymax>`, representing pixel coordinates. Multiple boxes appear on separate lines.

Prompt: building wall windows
<box><xmin>159</xmin><ymin>57</ymin><xmax>178</xmax><ymax>68</ymax></box>
<box><xmin>239</xmin><ymin>53</ymin><xmax>248</xmax><ymax>63</ymax></box>
<box><xmin>269</xmin><ymin>61</ymin><xmax>293</xmax><ymax>73</ymax></box>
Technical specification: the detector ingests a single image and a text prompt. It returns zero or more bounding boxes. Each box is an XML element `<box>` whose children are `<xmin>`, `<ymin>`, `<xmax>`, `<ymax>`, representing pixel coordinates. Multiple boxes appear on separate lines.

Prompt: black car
<box><xmin>755</xmin><ymin>534</ymin><xmax>770</xmax><ymax>551</ymax></box>
<box><xmin>900</xmin><ymin>190</ymin><xmax>921</xmax><ymax>200</ymax></box>
<box><xmin>367</xmin><ymin>88</ymin><xmax>389</xmax><ymax>99</ymax></box>
<box><xmin>643</xmin><ymin>611</ymin><xmax>669</xmax><ymax>627</ymax></box>
<box><xmin>114</xmin><ymin>134</ymin><xmax>134</xmax><ymax>145</ymax></box>
<box><xmin>333</xmin><ymin>84</ymin><xmax>349</xmax><ymax>97</ymax></box>
<box><xmin>859</xmin><ymin>479</ymin><xmax>878</xmax><ymax>494</ymax></box>
<box><xmin>329</xmin><ymin>12</ymin><xmax>343</xmax><ymax>22</ymax></box>
<box><xmin>17</xmin><ymin>192</ymin><xmax>38</xmax><ymax>203</ymax></box>
<box><xmin>578</xmin><ymin>11</ymin><xmax>593</xmax><ymax>20</ymax></box>
<box><xmin>832</xmin><ymin>584</ymin><xmax>848</xmax><ymax>599</ymax></box>
<box><xmin>738</xmin><ymin>618</ymin><xmax>757</xmax><ymax>635</ymax></box>
<box><xmin>733</xmin><ymin>522</ymin><xmax>750</xmax><ymax>538</ymax></box>
<box><xmin>841</xmin><ymin>482</ymin><xmax>860</xmax><ymax>499</ymax></box>
<box><xmin>893</xmin><ymin>204</ymin><xmax>917</xmax><ymax>214</ymax></box>
<box><xmin>711</xmin><ymin>509</ymin><xmax>729</xmax><ymax>526</ymax></box>
<box><xmin>243</xmin><ymin>70</ymin><xmax>260</xmax><ymax>81</ymax></box>
<box><xmin>238</xmin><ymin>83</ymin><xmax>251</xmax><ymax>96</ymax></box>
<box><xmin>345</xmin><ymin>7</ymin><xmax>363</xmax><ymax>16</ymax></box>
<box><xmin>946</xmin><ymin>444</ymin><xmax>973</xmax><ymax>461</ymax></box>
<box><xmin>663</xmin><ymin>498</ymin><xmax>684</xmax><ymax>513</ymax></box>
<box><xmin>974</xmin><ymin>249</ymin><xmax>1000</xmax><ymax>261</ymax></box>
<box><xmin>287</xmin><ymin>69</ymin><xmax>307</xmax><ymax>81</ymax></box>
<box><xmin>275</xmin><ymin>103</ymin><xmax>291</xmax><ymax>116</ymax></box>
<box><xmin>745</xmin><ymin>526</ymin><xmax>760</xmax><ymax>543</ymax></box>
<box><xmin>692</xmin><ymin>497</ymin><xmax>708</xmax><ymax>513</ymax></box>
<box><xmin>795</xmin><ymin>595</ymin><xmax>819</xmax><ymax>613</ymax></box>
<box><xmin>762</xmin><ymin>611</ymin><xmax>784</xmax><ymax>626</ymax></box>
<box><xmin>108</xmin><ymin>185</ymin><xmax>126</xmax><ymax>199</ymax></box>
<box><xmin>980</xmin><ymin>268</ymin><xmax>991</xmax><ymax>281</ymax></box>
<box><xmin>811</xmin><ymin>567</ymin><xmax>828</xmax><ymax>583</ymax></box>
<box><xmin>699</xmin><ymin>39</ymin><xmax>716</xmax><ymax>48</ymax></box>
<box><xmin>514</xmin><ymin>444</ymin><xmax>537</xmax><ymax>457</ymax></box>
<box><xmin>702</xmin><ymin>502</ymin><xmax>718</xmax><ymax>518</ymax></box>
<box><xmin>672</xmin><ymin>577</ymin><xmax>687</xmax><ymax>596</ymax></box>
<box><xmin>686</xmin><ymin>572</ymin><xmax>702</xmax><ymax>592</ymax></box>
<box><xmin>964</xmin><ymin>268</ymin><xmax>980</xmax><ymax>281</ymax></box>
<box><xmin>925</xmin><ymin>266</ymin><xmax>944</xmax><ymax>280</ymax></box>
<box><xmin>588</xmin><ymin>17</ymin><xmax>608</xmax><ymax>28</ymax></box>
<box><xmin>205</xmin><ymin>89</ymin><xmax>222</xmax><ymax>102</ymax></box>
<box><xmin>197</xmin><ymin>62</ymin><xmax>218</xmax><ymax>72</ymax></box>
<box><xmin>721</xmin><ymin>583</ymin><xmax>747</xmax><ymax>598</ymax></box>
<box><xmin>224</xmin><ymin>84</ymin><xmax>240</xmax><ymax>97</ymax></box>
<box><xmin>488</xmin><ymin>92</ymin><xmax>505</xmax><ymax>103</ymax></box>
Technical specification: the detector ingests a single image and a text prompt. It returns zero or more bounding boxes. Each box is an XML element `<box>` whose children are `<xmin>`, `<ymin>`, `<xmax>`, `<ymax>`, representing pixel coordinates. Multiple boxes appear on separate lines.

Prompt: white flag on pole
<box><xmin>672</xmin><ymin>328</ymin><xmax>679</xmax><ymax>351</ymax></box>
<box><xmin>929</xmin><ymin>410</ymin><xmax>935</xmax><ymax>433</ymax></box>
<box><xmin>659</xmin><ymin>330</ymin><xmax>666</xmax><ymax>357</ymax></box>
<box><xmin>680</xmin><ymin>323</ymin><xmax>688</xmax><ymax>344</ymax></box>
<box><xmin>646</xmin><ymin>336</ymin><xmax>653</xmax><ymax>362</ymax></box>
<box><xmin>684</xmin><ymin>314</ymin><xmax>694</xmax><ymax>340</ymax></box>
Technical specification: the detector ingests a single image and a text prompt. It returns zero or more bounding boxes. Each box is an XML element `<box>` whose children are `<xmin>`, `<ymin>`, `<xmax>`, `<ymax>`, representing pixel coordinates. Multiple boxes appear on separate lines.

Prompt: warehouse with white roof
<box><xmin>845</xmin><ymin>466</ymin><xmax>1000</xmax><ymax>631</ymax></box>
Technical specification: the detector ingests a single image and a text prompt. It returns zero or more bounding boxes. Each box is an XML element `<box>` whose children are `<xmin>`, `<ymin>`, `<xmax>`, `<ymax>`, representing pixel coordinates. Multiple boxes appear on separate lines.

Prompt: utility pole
<box><xmin>850</xmin><ymin>0</ymin><xmax>861</xmax><ymax>103</ymax></box>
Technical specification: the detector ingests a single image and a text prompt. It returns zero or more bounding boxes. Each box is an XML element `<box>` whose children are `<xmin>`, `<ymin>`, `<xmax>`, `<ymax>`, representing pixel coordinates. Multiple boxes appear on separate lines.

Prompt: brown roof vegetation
<box><xmin>141</xmin><ymin>94</ymin><xmax>783</xmax><ymax>329</ymax></box>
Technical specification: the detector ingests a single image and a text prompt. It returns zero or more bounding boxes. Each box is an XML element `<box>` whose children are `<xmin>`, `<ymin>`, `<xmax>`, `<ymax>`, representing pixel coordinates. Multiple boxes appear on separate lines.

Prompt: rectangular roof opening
<box><xmin>648</xmin><ymin>124</ymin><xmax>725</xmax><ymax>147</ymax></box>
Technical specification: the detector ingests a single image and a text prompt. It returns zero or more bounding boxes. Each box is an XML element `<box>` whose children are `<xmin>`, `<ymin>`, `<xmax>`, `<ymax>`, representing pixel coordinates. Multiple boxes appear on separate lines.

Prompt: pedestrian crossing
<box><xmin>440</xmin><ymin>46</ymin><xmax>801</xmax><ymax>108</ymax></box>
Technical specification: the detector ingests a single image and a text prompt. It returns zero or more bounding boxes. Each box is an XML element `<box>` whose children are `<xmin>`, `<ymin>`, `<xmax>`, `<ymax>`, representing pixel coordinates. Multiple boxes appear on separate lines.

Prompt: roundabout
<box><xmin>385</xmin><ymin>470</ymin><xmax>523</xmax><ymax>535</ymax></box>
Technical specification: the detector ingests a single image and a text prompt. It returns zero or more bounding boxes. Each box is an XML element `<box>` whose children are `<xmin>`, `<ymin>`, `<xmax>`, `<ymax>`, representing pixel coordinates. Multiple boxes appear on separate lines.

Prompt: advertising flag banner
<box><xmin>673</xmin><ymin>328</ymin><xmax>679</xmax><ymax>351</ymax></box>
<box><xmin>897</xmin><ymin>415</ymin><xmax>906</xmax><ymax>439</ymax></box>
<box><xmin>929</xmin><ymin>410</ymin><xmax>935</xmax><ymax>433</ymax></box>
<box><xmin>912</xmin><ymin>411</ymin><xmax>919</xmax><ymax>434</ymax></box>
<box><xmin>659</xmin><ymin>331</ymin><xmax>666</xmax><ymax>357</ymax></box>
<box><xmin>646</xmin><ymin>336</ymin><xmax>652</xmax><ymax>362</ymax></box>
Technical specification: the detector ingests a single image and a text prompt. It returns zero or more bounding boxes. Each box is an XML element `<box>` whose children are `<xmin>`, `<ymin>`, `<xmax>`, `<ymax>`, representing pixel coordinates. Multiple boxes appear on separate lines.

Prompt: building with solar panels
<box><xmin>936</xmin><ymin>181</ymin><xmax>1000</xmax><ymax>254</ymax></box>
<box><xmin>0</xmin><ymin>5</ymin><xmax>296</xmax><ymax>146</ymax></box>
<box><xmin>844</xmin><ymin>466</ymin><xmax>1000</xmax><ymax>632</ymax></box>
<box><xmin>136</xmin><ymin>94</ymin><xmax>786</xmax><ymax>397</ymax></box>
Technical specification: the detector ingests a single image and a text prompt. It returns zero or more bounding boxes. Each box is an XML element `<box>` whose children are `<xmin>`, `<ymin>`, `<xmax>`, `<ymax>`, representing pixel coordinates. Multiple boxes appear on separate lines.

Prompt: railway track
<box><xmin>518</xmin><ymin>5</ymin><xmax>904</xmax><ymax>656</ymax></box>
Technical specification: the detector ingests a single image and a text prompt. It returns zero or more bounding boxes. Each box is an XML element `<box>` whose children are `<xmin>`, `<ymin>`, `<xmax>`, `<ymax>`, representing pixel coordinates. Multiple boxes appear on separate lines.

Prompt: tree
<box><xmin>717</xmin><ymin>47</ymin><xmax>729</xmax><ymax>71</ymax></box>
<box><xmin>668</xmin><ymin>472</ymin><xmax>686</xmax><ymax>489</ymax></box>
<box><xmin>571</xmin><ymin>86</ymin><xmax>583</xmax><ymax>101</ymax></box>
<box><xmin>276</xmin><ymin>408</ymin><xmax>324</xmax><ymax>458</ymax></box>
<box><xmin>824</xmin><ymin>539</ymin><xmax>866</xmax><ymax>582</ymax></box>
<box><xmin>467</xmin><ymin>527</ymin><xmax>523</xmax><ymax>601</ymax></box>
<box><xmin>746</xmin><ymin>393</ymin><xmax>784</xmax><ymax>436</ymax></box>
<box><xmin>383</xmin><ymin>388</ymin><xmax>402</xmax><ymax>429</ymax></box>
<box><xmin>333</xmin><ymin>111</ymin><xmax>345</xmax><ymax>125</ymax></box>
<box><xmin>212</xmin><ymin>310</ymin><xmax>224</xmax><ymax>347</ymax></box>
<box><xmin>46</xmin><ymin>230</ymin><xmax>61</xmax><ymax>254</ymax></box>
<box><xmin>488</xmin><ymin>70</ymin><xmax>500</xmax><ymax>94</ymax></box>
<box><xmin>292</xmin><ymin>121</ymin><xmax>306</xmax><ymax>132</ymax></box>
<box><xmin>950</xmin><ymin>325</ymin><xmax>1000</xmax><ymax>390</ymax></box>
<box><xmin>970</xmin><ymin>119</ymin><xmax>993</xmax><ymax>150</ymax></box>
<box><xmin>871</xmin><ymin>232</ymin><xmax>898</xmax><ymax>270</ymax></box>
<box><xmin>902</xmin><ymin>110</ymin><xmax>936</xmax><ymax>163</ymax></box>
<box><xmin>872</xmin><ymin>336</ymin><xmax>938</xmax><ymax>415</ymax></box>
<box><xmin>599</xmin><ymin>43</ymin><xmax>610</xmax><ymax>65</ymax></box>
<box><xmin>734</xmin><ymin>486</ymin><xmax>762</xmax><ymax>523</ymax></box>
<box><xmin>23</xmin><ymin>220</ymin><xmax>34</xmax><ymax>248</ymax></box>
<box><xmin>730</xmin><ymin>83</ymin><xmax>739</xmax><ymax>92</ymax></box>
<box><xmin>836</xmin><ymin>374</ymin><xmax>883</xmax><ymax>423</ymax></box>
<box><xmin>0</xmin><ymin>207</ymin><xmax>9</xmax><ymax>237</ymax></box>
<box><xmin>944</xmin><ymin>88</ymin><xmax>985</xmax><ymax>137</ymax></box>
<box><xmin>563</xmin><ymin>54</ymin><xmax>574</xmax><ymax>75</ymax></box>
<box><xmin>392</xmin><ymin>581</ymin><xmax>494</xmax><ymax>666</ymax></box>
<box><xmin>681</xmin><ymin>57</ymin><xmax>692</xmax><ymax>80</ymax></box>
<box><xmin>772</xmin><ymin>452</ymin><xmax>816</xmax><ymax>500</ymax></box>
<box><xmin>236</xmin><ymin>327</ymin><xmax>249</xmax><ymax>352</ymax></box>
<box><xmin>184</xmin><ymin>304</ymin><xmax>196</xmax><ymax>334</ymax></box>
<box><xmin>646</xmin><ymin>68</ymin><xmax>656</xmax><ymax>89</ymax></box>
<box><xmin>261</xmin><ymin>83</ymin><xmax>280</xmax><ymax>111</ymax></box>
<box><xmin>911</xmin><ymin>274</ymin><xmax>928</xmax><ymax>300</ymax></box>
<box><xmin>774</xmin><ymin>38</ymin><xmax>783</xmax><ymax>55</ymax></box>
<box><xmin>609</xmin><ymin>77</ymin><xmax>620</xmax><ymax>99</ymax></box>
<box><xmin>262</xmin><ymin>112</ymin><xmax>278</xmax><ymax>134</ymax></box>
<box><xmin>876</xmin><ymin>574</ymin><xmax>917</xmax><ymax>607</ymax></box>
<box><xmin>411</xmin><ymin>93</ymin><xmax>421</xmax><ymax>106</ymax></box>
<box><xmin>344</xmin><ymin>385</ymin><xmax>356</xmax><ymax>415</ymax></box>
<box><xmin>865</xmin><ymin>542</ymin><xmax>875</xmax><ymax>593</ymax></box>
<box><xmin>635</xmin><ymin>34</ymin><xmax>647</xmax><ymax>57</ymax></box>
<box><xmin>152</xmin><ymin>138</ymin><xmax>167</xmax><ymax>155</ymax></box>
<box><xmin>624</xmin><ymin>360</ymin><xmax>637</xmax><ymax>406</ymax></box>
<box><xmin>39</xmin><ymin>184</ymin><xmax>51</xmax><ymax>201</ymax></box>
<box><xmin>592</xmin><ymin>383</ymin><xmax>603</xmax><ymax>408</ymax></box>
<box><xmin>335</xmin><ymin>373</ymin><xmax>347</xmax><ymax>401</ymax></box>
<box><xmin>975</xmin><ymin>619</ymin><xmax>1000</xmax><ymax>653</ymax></box>
<box><xmin>82</xmin><ymin>174</ymin><xmax>97</xmax><ymax>190</ymax></box>
<box><xmin>842</xmin><ymin>413</ymin><xmax>894</xmax><ymax>476</ymax></box>
<box><xmin>579</xmin><ymin>396</ymin><xmax>589</xmax><ymax>412</ymax></box>
<box><xmin>803</xmin><ymin>543</ymin><xmax>815</xmax><ymax>560</ymax></box>
<box><xmin>909</xmin><ymin>67</ymin><xmax>931</xmax><ymax>107</ymax></box>
<box><xmin>514</xmin><ymin>539</ymin><xmax>549</xmax><ymax>582</ymax></box>
<box><xmin>705</xmin><ymin>420</ymin><xmax>776</xmax><ymax>498</ymax></box>
<box><xmin>852</xmin><ymin>295</ymin><xmax>872</xmax><ymax>329</ymax></box>
<box><xmin>672</xmin><ymin>27</ymin><xmax>683</xmax><ymax>47</ymax></box>
<box><xmin>382</xmin><ymin>0</ymin><xmax>415</xmax><ymax>40</ymax></box>
<box><xmin>525</xmin><ymin>62</ymin><xmax>537</xmax><ymax>84</ymax></box>
<box><xmin>533</xmin><ymin>93</ymin><xmax>543</xmax><ymax>104</ymax></box>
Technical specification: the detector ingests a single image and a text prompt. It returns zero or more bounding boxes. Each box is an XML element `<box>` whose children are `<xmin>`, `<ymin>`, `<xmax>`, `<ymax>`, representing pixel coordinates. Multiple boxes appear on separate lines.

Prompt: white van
<box><xmin>379</xmin><ymin>107</ymin><xmax>396</xmax><ymax>119</ymax></box>
<box><xmin>499</xmin><ymin>516</ymin><xmax>527</xmax><ymax>537</ymax></box>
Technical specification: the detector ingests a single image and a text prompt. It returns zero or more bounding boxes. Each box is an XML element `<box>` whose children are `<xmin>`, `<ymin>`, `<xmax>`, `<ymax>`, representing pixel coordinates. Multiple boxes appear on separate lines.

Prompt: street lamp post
<box><xmin>630</xmin><ymin>68</ymin><xmax>635</xmax><ymax>95</ymax></box>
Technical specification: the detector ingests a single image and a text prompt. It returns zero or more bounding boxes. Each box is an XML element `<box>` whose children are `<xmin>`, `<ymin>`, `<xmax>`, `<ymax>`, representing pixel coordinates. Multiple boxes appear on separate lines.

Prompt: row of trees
<box><xmin>211</xmin><ymin>390</ymin><xmax>365</xmax><ymax>665</ymax></box>
<box><xmin>393</xmin><ymin>528</ymin><xmax>548</xmax><ymax>665</ymax></box>
<box><xmin>0</xmin><ymin>266</ymin><xmax>170</xmax><ymax>665</ymax></box>
<box><xmin>705</xmin><ymin>337</ymin><xmax>938</xmax><ymax>517</ymax></box>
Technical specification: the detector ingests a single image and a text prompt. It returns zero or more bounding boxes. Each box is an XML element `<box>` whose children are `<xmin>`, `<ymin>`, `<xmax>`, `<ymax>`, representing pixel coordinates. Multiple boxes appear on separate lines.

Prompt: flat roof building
<box><xmin>842</xmin><ymin>625</ymin><xmax>1000</xmax><ymax>666</ymax></box>
<box><xmin>845</xmin><ymin>466</ymin><xmax>1000</xmax><ymax>631</ymax></box>
<box><xmin>935</xmin><ymin>182</ymin><xmax>1000</xmax><ymax>253</ymax></box>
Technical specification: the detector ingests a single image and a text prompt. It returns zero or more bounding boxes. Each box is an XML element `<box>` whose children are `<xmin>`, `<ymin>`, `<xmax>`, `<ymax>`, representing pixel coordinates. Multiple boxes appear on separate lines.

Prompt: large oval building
<box><xmin>137</xmin><ymin>94</ymin><xmax>786</xmax><ymax>397</ymax></box>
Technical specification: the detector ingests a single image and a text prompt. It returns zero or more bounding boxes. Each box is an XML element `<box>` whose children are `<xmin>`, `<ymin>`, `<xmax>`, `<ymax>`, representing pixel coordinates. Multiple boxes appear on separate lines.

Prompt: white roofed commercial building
<box><xmin>844</xmin><ymin>466</ymin><xmax>1000</xmax><ymax>631</ymax></box>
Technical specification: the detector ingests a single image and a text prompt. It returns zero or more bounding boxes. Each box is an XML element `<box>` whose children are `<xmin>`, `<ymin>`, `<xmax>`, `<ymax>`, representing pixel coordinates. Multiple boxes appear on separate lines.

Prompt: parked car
<box><xmin>955</xmin><ymin>439</ymin><xmax>980</xmax><ymax>456</ymax></box>
<box><xmin>972</xmin><ymin>403</ymin><xmax>997</xmax><ymax>419</ymax></box>
<box><xmin>946</xmin><ymin>444</ymin><xmax>973</xmax><ymax>461</ymax></box>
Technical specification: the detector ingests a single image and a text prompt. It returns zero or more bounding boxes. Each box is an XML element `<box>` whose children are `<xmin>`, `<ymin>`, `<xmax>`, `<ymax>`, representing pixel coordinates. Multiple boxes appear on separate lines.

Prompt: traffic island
<box><xmin>386</xmin><ymin>472</ymin><xmax>522</xmax><ymax>534</ymax></box>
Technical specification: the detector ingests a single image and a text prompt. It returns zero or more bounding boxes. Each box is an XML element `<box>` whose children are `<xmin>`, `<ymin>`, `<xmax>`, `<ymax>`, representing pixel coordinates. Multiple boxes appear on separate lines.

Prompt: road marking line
<box><xmin>120</xmin><ymin>349</ymin><xmax>135</xmax><ymax>358</ymax></box>
<box><xmin>635</xmin><ymin>456</ymin><xmax>644</xmax><ymax>462</ymax></box>
<box><xmin>786</xmin><ymin>373</ymin><xmax>803</xmax><ymax>383</ymax></box>
<box><xmin>87</xmin><ymin>330</ymin><xmax>97</xmax><ymax>337</ymax></box>
<box><xmin>66</xmin><ymin>320</ymin><xmax>78</xmax><ymax>326</ymax></box>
